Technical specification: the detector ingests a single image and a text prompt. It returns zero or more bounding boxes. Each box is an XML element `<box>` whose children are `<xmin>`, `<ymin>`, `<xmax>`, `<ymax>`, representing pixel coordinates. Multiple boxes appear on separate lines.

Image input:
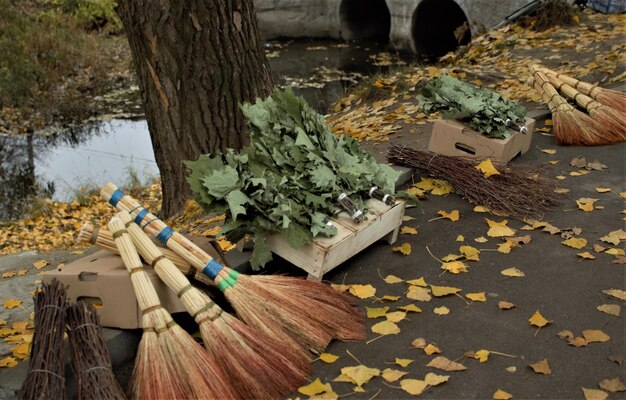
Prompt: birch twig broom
<box><xmin>115</xmin><ymin>211</ymin><xmax>309</xmax><ymax>399</ymax></box>
<box><xmin>101</xmin><ymin>183</ymin><xmax>365</xmax><ymax>358</ymax></box>
<box><xmin>108</xmin><ymin>216</ymin><xmax>238</xmax><ymax>400</ymax></box>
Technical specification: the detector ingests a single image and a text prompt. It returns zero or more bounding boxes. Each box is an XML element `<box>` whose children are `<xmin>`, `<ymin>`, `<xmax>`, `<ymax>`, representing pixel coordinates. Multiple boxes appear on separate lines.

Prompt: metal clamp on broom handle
<box><xmin>337</xmin><ymin>192</ymin><xmax>363</xmax><ymax>223</ymax></box>
<box><xmin>368</xmin><ymin>186</ymin><xmax>395</xmax><ymax>205</ymax></box>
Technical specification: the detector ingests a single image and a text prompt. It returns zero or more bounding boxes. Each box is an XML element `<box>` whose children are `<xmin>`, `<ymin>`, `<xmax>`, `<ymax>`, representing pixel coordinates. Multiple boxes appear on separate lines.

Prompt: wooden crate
<box><xmin>267</xmin><ymin>199</ymin><xmax>406</xmax><ymax>281</ymax></box>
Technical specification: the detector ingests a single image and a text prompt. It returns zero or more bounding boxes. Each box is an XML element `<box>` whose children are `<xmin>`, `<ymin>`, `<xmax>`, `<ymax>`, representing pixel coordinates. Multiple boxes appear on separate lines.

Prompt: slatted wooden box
<box><xmin>267</xmin><ymin>199</ymin><xmax>406</xmax><ymax>280</ymax></box>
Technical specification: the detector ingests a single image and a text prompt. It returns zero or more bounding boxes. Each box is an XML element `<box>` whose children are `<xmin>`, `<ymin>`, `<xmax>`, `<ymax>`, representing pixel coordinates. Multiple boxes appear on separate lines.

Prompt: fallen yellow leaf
<box><xmin>582</xmin><ymin>329</ymin><xmax>610</xmax><ymax>343</ymax></box>
<box><xmin>392</xmin><ymin>243</ymin><xmax>412</xmax><ymax>255</ymax></box>
<box><xmin>437</xmin><ymin>209</ymin><xmax>460</xmax><ymax>222</ymax></box>
<box><xmin>11</xmin><ymin>343</ymin><xmax>29</xmax><ymax>359</ymax></box>
<box><xmin>2</xmin><ymin>272</ymin><xmax>16</xmax><ymax>279</ymax></box>
<box><xmin>349</xmin><ymin>284</ymin><xmax>377</xmax><ymax>299</ymax></box>
<box><xmin>383</xmin><ymin>275</ymin><xmax>404</xmax><ymax>284</ymax></box>
<box><xmin>595</xmin><ymin>188</ymin><xmax>612</xmax><ymax>193</ymax></box>
<box><xmin>475</xmin><ymin>236</ymin><xmax>488</xmax><ymax>243</ymax></box>
<box><xmin>466</xmin><ymin>292</ymin><xmax>487</xmax><ymax>302</ymax></box>
<box><xmin>319</xmin><ymin>353</ymin><xmax>340</xmax><ymax>363</ymax></box>
<box><xmin>441</xmin><ymin>261</ymin><xmax>468</xmax><ymax>274</ymax></box>
<box><xmin>473</xmin><ymin>205</ymin><xmax>491</xmax><ymax>213</ymax></box>
<box><xmin>475</xmin><ymin>349</ymin><xmax>490</xmax><ymax>363</ymax></box>
<box><xmin>501</xmin><ymin>267</ymin><xmax>525</xmax><ymax>277</ymax></box>
<box><xmin>598</xmin><ymin>377</ymin><xmax>626</xmax><ymax>393</ymax></box>
<box><xmin>3</xmin><ymin>299</ymin><xmax>22</xmax><ymax>309</ymax></box>
<box><xmin>596</xmin><ymin>304</ymin><xmax>620</xmax><ymax>317</ymax></box>
<box><xmin>456</xmin><ymin>235</ymin><xmax>465</xmax><ymax>242</ymax></box>
<box><xmin>562</xmin><ymin>237</ymin><xmax>587</xmax><ymax>249</ymax></box>
<box><xmin>493</xmin><ymin>389</ymin><xmax>513</xmax><ymax>399</ymax></box>
<box><xmin>16</xmin><ymin>270</ymin><xmax>27</xmax><ymax>277</ymax></box>
<box><xmin>424</xmin><ymin>372</ymin><xmax>449</xmax><ymax>386</ymax></box>
<box><xmin>406</xmin><ymin>277</ymin><xmax>427</xmax><ymax>287</ymax></box>
<box><xmin>366</xmin><ymin>307</ymin><xmax>389</xmax><ymax>319</ymax></box>
<box><xmin>339</xmin><ymin>365</ymin><xmax>380</xmax><ymax>388</ymax></box>
<box><xmin>385</xmin><ymin>311</ymin><xmax>406</xmax><ymax>323</ymax></box>
<box><xmin>0</xmin><ymin>357</ymin><xmax>18</xmax><ymax>368</ymax></box>
<box><xmin>576</xmin><ymin>198</ymin><xmax>598</xmax><ymax>212</ymax></box>
<box><xmin>430</xmin><ymin>285</ymin><xmax>461</xmax><ymax>297</ymax></box>
<box><xmin>529</xmin><ymin>310</ymin><xmax>550</xmax><ymax>328</ymax></box>
<box><xmin>459</xmin><ymin>245</ymin><xmax>480</xmax><ymax>261</ymax></box>
<box><xmin>412</xmin><ymin>338</ymin><xmax>426</xmax><ymax>348</ymax></box>
<box><xmin>398</xmin><ymin>304</ymin><xmax>422</xmax><ymax>313</ymax></box>
<box><xmin>298</xmin><ymin>378</ymin><xmax>333</xmax><ymax>396</ymax></box>
<box><xmin>499</xmin><ymin>301</ymin><xmax>516</xmax><ymax>310</ymax></box>
<box><xmin>581</xmin><ymin>388</ymin><xmax>608</xmax><ymax>400</ymax></box>
<box><xmin>371</xmin><ymin>320</ymin><xmax>400</xmax><ymax>335</ymax></box>
<box><xmin>568</xmin><ymin>336</ymin><xmax>588</xmax><ymax>347</ymax></box>
<box><xmin>577</xmin><ymin>252</ymin><xmax>596</xmax><ymax>260</ymax></box>
<box><xmin>476</xmin><ymin>159</ymin><xmax>501</xmax><ymax>178</ymax></box>
<box><xmin>382</xmin><ymin>368</ymin><xmax>408</xmax><ymax>382</ymax></box>
<box><xmin>400</xmin><ymin>226</ymin><xmax>418</xmax><ymax>235</ymax></box>
<box><xmin>434</xmin><ymin>306</ymin><xmax>450</xmax><ymax>315</ymax></box>
<box><xmin>400</xmin><ymin>379</ymin><xmax>428</xmax><ymax>396</ymax></box>
<box><xmin>32</xmin><ymin>260</ymin><xmax>49</xmax><ymax>270</ymax></box>
<box><xmin>395</xmin><ymin>358</ymin><xmax>414</xmax><ymax>367</ymax></box>
<box><xmin>529</xmin><ymin>358</ymin><xmax>551</xmax><ymax>375</ymax></box>
<box><xmin>406</xmin><ymin>286</ymin><xmax>432</xmax><ymax>302</ymax></box>
<box><xmin>606</xmin><ymin>248</ymin><xmax>625</xmax><ymax>256</ymax></box>
<box><xmin>424</xmin><ymin>343</ymin><xmax>441</xmax><ymax>355</ymax></box>
<box><xmin>426</xmin><ymin>356</ymin><xmax>467</xmax><ymax>371</ymax></box>
<box><xmin>541</xmin><ymin>148</ymin><xmax>557</xmax><ymax>154</ymax></box>
<box><xmin>381</xmin><ymin>295</ymin><xmax>401</xmax><ymax>301</ymax></box>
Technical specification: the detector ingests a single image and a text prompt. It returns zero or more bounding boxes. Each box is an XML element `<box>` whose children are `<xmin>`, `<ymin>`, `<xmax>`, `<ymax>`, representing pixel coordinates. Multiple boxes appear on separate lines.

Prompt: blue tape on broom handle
<box><xmin>134</xmin><ymin>208</ymin><xmax>149</xmax><ymax>224</ymax></box>
<box><xmin>156</xmin><ymin>226</ymin><xmax>175</xmax><ymax>244</ymax></box>
<box><xmin>108</xmin><ymin>189</ymin><xmax>125</xmax><ymax>206</ymax></box>
<box><xmin>202</xmin><ymin>259</ymin><xmax>224</xmax><ymax>280</ymax></box>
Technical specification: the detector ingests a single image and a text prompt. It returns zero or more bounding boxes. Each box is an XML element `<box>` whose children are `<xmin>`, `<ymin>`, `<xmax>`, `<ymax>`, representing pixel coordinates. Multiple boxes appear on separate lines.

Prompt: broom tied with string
<box><xmin>387</xmin><ymin>146</ymin><xmax>559</xmax><ymax>220</ymax></box>
<box><xmin>535</xmin><ymin>65</ymin><xmax>626</xmax><ymax>112</ymax></box>
<box><xmin>538</xmin><ymin>69</ymin><xmax>626</xmax><ymax>142</ymax></box>
<box><xmin>114</xmin><ymin>211</ymin><xmax>309</xmax><ymax>400</ymax></box>
<box><xmin>107</xmin><ymin>216</ymin><xmax>238</xmax><ymax>400</ymax></box>
<box><xmin>102</xmin><ymin>183</ymin><xmax>365</xmax><ymax>359</ymax></box>
<box><xmin>532</xmin><ymin>70</ymin><xmax>611</xmax><ymax>146</ymax></box>
<box><xmin>20</xmin><ymin>279</ymin><xmax>68</xmax><ymax>400</ymax></box>
<box><xmin>66</xmin><ymin>301</ymin><xmax>126</xmax><ymax>400</ymax></box>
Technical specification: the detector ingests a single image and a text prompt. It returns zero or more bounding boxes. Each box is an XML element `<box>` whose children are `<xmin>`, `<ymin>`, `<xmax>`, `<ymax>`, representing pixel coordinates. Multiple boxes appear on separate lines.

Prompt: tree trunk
<box><xmin>116</xmin><ymin>0</ymin><xmax>273</xmax><ymax>217</ymax></box>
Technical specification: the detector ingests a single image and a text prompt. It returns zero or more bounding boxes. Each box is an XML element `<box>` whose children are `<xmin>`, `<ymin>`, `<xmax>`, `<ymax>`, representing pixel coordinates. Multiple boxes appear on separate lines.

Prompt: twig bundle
<box><xmin>387</xmin><ymin>145</ymin><xmax>559</xmax><ymax>219</ymax></box>
<box><xmin>108</xmin><ymin>216</ymin><xmax>238</xmax><ymax>400</ymax></box>
<box><xmin>66</xmin><ymin>302</ymin><xmax>126</xmax><ymax>400</ymax></box>
<box><xmin>20</xmin><ymin>279</ymin><xmax>68</xmax><ymax>400</ymax></box>
<box><xmin>76</xmin><ymin>223</ymin><xmax>193</xmax><ymax>275</ymax></box>
<box><xmin>535</xmin><ymin>65</ymin><xmax>626</xmax><ymax>112</ymax></box>
<box><xmin>532</xmin><ymin>70</ymin><xmax>612</xmax><ymax>145</ymax></box>
<box><xmin>115</xmin><ymin>211</ymin><xmax>309</xmax><ymax>399</ymax></box>
<box><xmin>542</xmin><ymin>72</ymin><xmax>626</xmax><ymax>141</ymax></box>
<box><xmin>102</xmin><ymin>183</ymin><xmax>365</xmax><ymax>359</ymax></box>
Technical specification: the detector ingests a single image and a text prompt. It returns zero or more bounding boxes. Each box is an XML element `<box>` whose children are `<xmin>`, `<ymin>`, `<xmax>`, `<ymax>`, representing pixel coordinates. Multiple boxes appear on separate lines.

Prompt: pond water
<box><xmin>0</xmin><ymin>38</ymin><xmax>412</xmax><ymax>220</ymax></box>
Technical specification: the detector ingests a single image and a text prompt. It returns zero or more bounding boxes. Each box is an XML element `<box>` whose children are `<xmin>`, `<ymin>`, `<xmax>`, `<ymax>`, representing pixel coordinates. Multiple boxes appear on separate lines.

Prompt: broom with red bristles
<box><xmin>540</xmin><ymin>71</ymin><xmax>626</xmax><ymax>142</ymax></box>
<box><xmin>114</xmin><ymin>211</ymin><xmax>309</xmax><ymax>399</ymax></box>
<box><xmin>532</xmin><ymin>70</ymin><xmax>613</xmax><ymax>146</ymax></box>
<box><xmin>101</xmin><ymin>183</ymin><xmax>365</xmax><ymax>358</ymax></box>
<box><xmin>107</xmin><ymin>216</ymin><xmax>238</xmax><ymax>400</ymax></box>
<box><xmin>535</xmin><ymin>65</ymin><xmax>626</xmax><ymax>112</ymax></box>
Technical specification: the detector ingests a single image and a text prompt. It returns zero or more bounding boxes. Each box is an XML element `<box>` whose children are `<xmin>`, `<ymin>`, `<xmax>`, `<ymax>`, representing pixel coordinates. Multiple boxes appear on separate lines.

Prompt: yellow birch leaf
<box><xmin>475</xmin><ymin>236</ymin><xmax>488</xmax><ymax>243</ymax></box>
<box><xmin>498</xmin><ymin>242</ymin><xmax>512</xmax><ymax>254</ymax></box>
<box><xmin>430</xmin><ymin>285</ymin><xmax>461</xmax><ymax>297</ymax></box>
<box><xmin>398</xmin><ymin>304</ymin><xmax>422</xmax><ymax>313</ymax></box>
<box><xmin>426</xmin><ymin>66</ymin><xmax>439</xmax><ymax>75</ymax></box>
<box><xmin>600</xmin><ymin>229</ymin><xmax>626</xmax><ymax>245</ymax></box>
<box><xmin>598</xmin><ymin>377</ymin><xmax>626</xmax><ymax>393</ymax></box>
<box><xmin>2</xmin><ymin>272</ymin><xmax>15</xmax><ymax>279</ymax></box>
<box><xmin>548</xmin><ymin>160</ymin><xmax>559</xmax><ymax>165</ymax></box>
<box><xmin>456</xmin><ymin>235</ymin><xmax>465</xmax><ymax>242</ymax></box>
<box><xmin>403</xmin><ymin>216</ymin><xmax>415</xmax><ymax>221</ymax></box>
<box><xmin>393</xmin><ymin>243</ymin><xmax>412</xmax><ymax>255</ymax></box>
<box><xmin>595</xmin><ymin>188</ymin><xmax>612</xmax><ymax>193</ymax></box>
<box><xmin>501</xmin><ymin>267</ymin><xmax>525</xmax><ymax>277</ymax></box>
<box><xmin>475</xmin><ymin>349</ymin><xmax>490</xmax><ymax>362</ymax></box>
<box><xmin>400</xmin><ymin>379</ymin><xmax>428</xmax><ymax>396</ymax></box>
<box><xmin>426</xmin><ymin>356</ymin><xmax>467</xmax><ymax>371</ymax></box>
<box><xmin>434</xmin><ymin>306</ymin><xmax>449</xmax><ymax>315</ymax></box>
<box><xmin>581</xmin><ymin>388</ymin><xmax>608</xmax><ymax>400</ymax></box>
<box><xmin>499</xmin><ymin>301</ymin><xmax>516</xmax><ymax>310</ymax></box>
<box><xmin>366</xmin><ymin>307</ymin><xmax>389</xmax><ymax>319</ymax></box>
<box><xmin>371</xmin><ymin>320</ymin><xmax>400</xmax><ymax>335</ymax></box>
<box><xmin>476</xmin><ymin>159</ymin><xmax>501</xmax><ymax>178</ymax></box>
<box><xmin>412</xmin><ymin>337</ymin><xmax>426</xmax><ymax>348</ymax></box>
<box><xmin>0</xmin><ymin>319</ymin><xmax>6</xmax><ymax>326</ymax></box>
<box><xmin>386</xmin><ymin>311</ymin><xmax>406</xmax><ymax>323</ymax></box>
<box><xmin>488</xmin><ymin>225</ymin><xmax>516</xmax><ymax>238</ymax></box>
<box><xmin>395</xmin><ymin>358</ymin><xmax>414</xmax><ymax>367</ymax></box>
<box><xmin>558</xmin><ymin>330</ymin><xmax>574</xmax><ymax>340</ymax></box>
<box><xmin>298</xmin><ymin>378</ymin><xmax>332</xmax><ymax>396</ymax></box>
<box><xmin>32</xmin><ymin>260</ymin><xmax>49</xmax><ymax>270</ymax></box>
<box><xmin>3</xmin><ymin>299</ymin><xmax>22</xmax><ymax>309</ymax></box>
<box><xmin>568</xmin><ymin>337</ymin><xmax>588</xmax><ymax>347</ymax></box>
<box><xmin>406</xmin><ymin>187</ymin><xmax>427</xmax><ymax>198</ymax></box>
<box><xmin>12</xmin><ymin>343</ymin><xmax>30</xmax><ymax>359</ymax></box>
<box><xmin>541</xmin><ymin>148</ymin><xmax>557</xmax><ymax>154</ymax></box>
<box><xmin>594</xmin><ymin>244</ymin><xmax>606</xmax><ymax>252</ymax></box>
<box><xmin>528</xmin><ymin>310</ymin><xmax>550</xmax><ymax>328</ymax></box>
<box><xmin>424</xmin><ymin>343</ymin><xmax>441</xmax><ymax>355</ymax></box>
<box><xmin>400</xmin><ymin>226</ymin><xmax>418</xmax><ymax>235</ymax></box>
<box><xmin>407</xmin><ymin>286</ymin><xmax>432</xmax><ymax>302</ymax></box>
<box><xmin>331</xmin><ymin>284</ymin><xmax>350</xmax><ymax>293</ymax></box>
<box><xmin>441</xmin><ymin>261</ymin><xmax>468</xmax><ymax>274</ymax></box>
<box><xmin>384</xmin><ymin>275</ymin><xmax>404</xmax><ymax>284</ymax></box>
<box><xmin>460</xmin><ymin>245</ymin><xmax>480</xmax><ymax>261</ymax></box>
<box><xmin>16</xmin><ymin>270</ymin><xmax>27</xmax><ymax>277</ymax></box>
<box><xmin>577</xmin><ymin>252</ymin><xmax>596</xmax><ymax>260</ymax></box>
<box><xmin>438</xmin><ymin>210</ymin><xmax>460</xmax><ymax>221</ymax></box>
<box><xmin>466</xmin><ymin>292</ymin><xmax>486</xmax><ymax>302</ymax></box>
<box><xmin>442</xmin><ymin>254</ymin><xmax>462</xmax><ymax>262</ymax></box>
<box><xmin>407</xmin><ymin>277</ymin><xmax>428</xmax><ymax>287</ymax></box>
<box><xmin>424</xmin><ymin>372</ymin><xmax>449</xmax><ymax>386</ymax></box>
<box><xmin>382</xmin><ymin>368</ymin><xmax>408</xmax><ymax>382</ymax></box>
<box><xmin>473</xmin><ymin>205</ymin><xmax>491</xmax><ymax>213</ymax></box>
<box><xmin>582</xmin><ymin>329</ymin><xmax>610</xmax><ymax>343</ymax></box>
<box><xmin>349</xmin><ymin>284</ymin><xmax>377</xmax><ymax>299</ymax></box>
<box><xmin>493</xmin><ymin>389</ymin><xmax>513</xmax><ymax>399</ymax></box>
<box><xmin>0</xmin><ymin>357</ymin><xmax>18</xmax><ymax>368</ymax></box>
<box><xmin>340</xmin><ymin>365</ymin><xmax>380</xmax><ymax>388</ymax></box>
<box><xmin>606</xmin><ymin>248</ymin><xmax>625</xmax><ymax>256</ymax></box>
<box><xmin>486</xmin><ymin>218</ymin><xmax>509</xmax><ymax>227</ymax></box>
<box><xmin>12</xmin><ymin>321</ymin><xmax>28</xmax><ymax>333</ymax></box>
<box><xmin>596</xmin><ymin>304</ymin><xmax>620</xmax><ymax>316</ymax></box>
<box><xmin>529</xmin><ymin>358</ymin><xmax>551</xmax><ymax>375</ymax></box>
<box><xmin>562</xmin><ymin>237</ymin><xmax>587</xmax><ymax>249</ymax></box>
<box><xmin>505</xmin><ymin>366</ymin><xmax>517</xmax><ymax>373</ymax></box>
<box><xmin>320</xmin><ymin>353</ymin><xmax>340</xmax><ymax>363</ymax></box>
<box><xmin>431</xmin><ymin>181</ymin><xmax>454</xmax><ymax>195</ymax></box>
<box><xmin>382</xmin><ymin>295</ymin><xmax>401</xmax><ymax>301</ymax></box>
<box><xmin>577</xmin><ymin>198</ymin><xmax>598</xmax><ymax>212</ymax></box>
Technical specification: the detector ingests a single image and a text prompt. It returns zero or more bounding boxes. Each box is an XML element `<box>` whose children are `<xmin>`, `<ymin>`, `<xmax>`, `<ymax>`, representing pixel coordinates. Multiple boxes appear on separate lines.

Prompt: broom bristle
<box><xmin>595</xmin><ymin>89</ymin><xmax>626</xmax><ymax>113</ymax></box>
<box><xmin>589</xmin><ymin>106</ymin><xmax>626</xmax><ymax>141</ymax></box>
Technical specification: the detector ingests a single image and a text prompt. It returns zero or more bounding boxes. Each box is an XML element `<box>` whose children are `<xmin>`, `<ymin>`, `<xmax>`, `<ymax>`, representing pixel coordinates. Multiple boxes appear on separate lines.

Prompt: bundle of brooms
<box><xmin>387</xmin><ymin>145</ymin><xmax>559</xmax><ymax>219</ymax></box>
<box><xmin>531</xmin><ymin>66</ymin><xmax>625</xmax><ymax>145</ymax></box>
<box><xmin>20</xmin><ymin>279</ymin><xmax>68</xmax><ymax>400</ymax></box>
<box><xmin>66</xmin><ymin>302</ymin><xmax>126</xmax><ymax>399</ymax></box>
<box><xmin>107</xmin><ymin>216</ymin><xmax>238</xmax><ymax>400</ymax></box>
<box><xmin>101</xmin><ymin>183</ymin><xmax>365</xmax><ymax>362</ymax></box>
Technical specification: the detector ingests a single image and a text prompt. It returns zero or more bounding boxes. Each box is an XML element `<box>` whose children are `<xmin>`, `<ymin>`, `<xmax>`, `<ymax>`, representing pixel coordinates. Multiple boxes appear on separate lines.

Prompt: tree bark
<box><xmin>116</xmin><ymin>0</ymin><xmax>273</xmax><ymax>217</ymax></box>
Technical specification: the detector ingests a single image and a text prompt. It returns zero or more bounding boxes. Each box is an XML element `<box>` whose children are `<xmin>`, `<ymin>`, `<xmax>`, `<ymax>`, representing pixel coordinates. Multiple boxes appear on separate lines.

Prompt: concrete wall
<box><xmin>254</xmin><ymin>0</ymin><xmax>536</xmax><ymax>55</ymax></box>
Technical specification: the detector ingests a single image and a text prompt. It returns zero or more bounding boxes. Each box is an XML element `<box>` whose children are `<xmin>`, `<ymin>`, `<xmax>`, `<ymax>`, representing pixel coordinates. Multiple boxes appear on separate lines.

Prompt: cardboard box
<box><xmin>43</xmin><ymin>250</ymin><xmax>186</xmax><ymax>329</ymax></box>
<box><xmin>428</xmin><ymin>117</ymin><xmax>535</xmax><ymax>163</ymax></box>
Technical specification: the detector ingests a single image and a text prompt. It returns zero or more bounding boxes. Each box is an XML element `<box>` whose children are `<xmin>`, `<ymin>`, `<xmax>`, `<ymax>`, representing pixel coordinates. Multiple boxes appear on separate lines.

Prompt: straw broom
<box><xmin>101</xmin><ymin>183</ymin><xmax>365</xmax><ymax>357</ymax></box>
<box><xmin>540</xmin><ymin>71</ymin><xmax>626</xmax><ymax>142</ymax></box>
<box><xmin>535</xmin><ymin>65</ymin><xmax>626</xmax><ymax>112</ymax></box>
<box><xmin>107</xmin><ymin>216</ymin><xmax>238</xmax><ymax>400</ymax></box>
<box><xmin>66</xmin><ymin>301</ymin><xmax>126</xmax><ymax>400</ymax></box>
<box><xmin>532</xmin><ymin>71</ymin><xmax>611</xmax><ymax>146</ymax></box>
<box><xmin>77</xmin><ymin>222</ymin><xmax>193</xmax><ymax>275</ymax></box>
<box><xmin>115</xmin><ymin>211</ymin><xmax>309</xmax><ymax>399</ymax></box>
<box><xmin>20</xmin><ymin>279</ymin><xmax>67</xmax><ymax>400</ymax></box>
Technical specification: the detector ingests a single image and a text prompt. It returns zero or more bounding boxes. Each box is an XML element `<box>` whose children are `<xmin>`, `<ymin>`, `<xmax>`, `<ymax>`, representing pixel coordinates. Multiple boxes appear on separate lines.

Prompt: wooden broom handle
<box><xmin>533</xmin><ymin>65</ymin><xmax>600</xmax><ymax>97</ymax></box>
<box><xmin>543</xmin><ymin>73</ymin><xmax>601</xmax><ymax>111</ymax></box>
